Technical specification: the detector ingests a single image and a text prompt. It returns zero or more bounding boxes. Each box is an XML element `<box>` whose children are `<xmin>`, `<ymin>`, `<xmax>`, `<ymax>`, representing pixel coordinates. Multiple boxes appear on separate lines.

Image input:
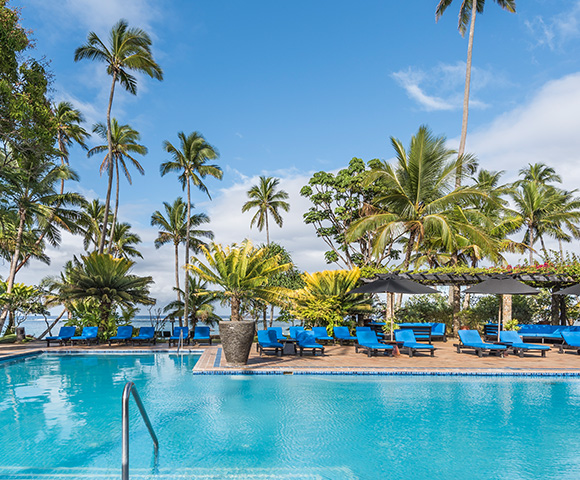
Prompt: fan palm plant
<box><xmin>187</xmin><ymin>240</ymin><xmax>291</xmax><ymax>321</ymax></box>
<box><xmin>88</xmin><ymin>119</ymin><xmax>147</xmax><ymax>251</ymax></box>
<box><xmin>74</xmin><ymin>19</ymin><xmax>162</xmax><ymax>253</ymax></box>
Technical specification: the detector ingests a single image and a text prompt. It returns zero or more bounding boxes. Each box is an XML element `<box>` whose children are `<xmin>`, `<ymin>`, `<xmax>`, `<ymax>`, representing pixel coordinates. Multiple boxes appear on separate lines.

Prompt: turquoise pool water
<box><xmin>1</xmin><ymin>354</ymin><xmax>580</xmax><ymax>479</ymax></box>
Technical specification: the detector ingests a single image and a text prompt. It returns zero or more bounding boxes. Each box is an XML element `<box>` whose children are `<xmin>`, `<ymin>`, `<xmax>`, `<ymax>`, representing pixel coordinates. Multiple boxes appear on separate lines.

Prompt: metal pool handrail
<box><xmin>122</xmin><ymin>381</ymin><xmax>159</xmax><ymax>480</ymax></box>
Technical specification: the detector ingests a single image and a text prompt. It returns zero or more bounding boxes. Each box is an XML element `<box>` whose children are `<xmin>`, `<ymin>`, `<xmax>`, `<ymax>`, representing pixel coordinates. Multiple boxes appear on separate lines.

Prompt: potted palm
<box><xmin>187</xmin><ymin>241</ymin><xmax>291</xmax><ymax>366</ymax></box>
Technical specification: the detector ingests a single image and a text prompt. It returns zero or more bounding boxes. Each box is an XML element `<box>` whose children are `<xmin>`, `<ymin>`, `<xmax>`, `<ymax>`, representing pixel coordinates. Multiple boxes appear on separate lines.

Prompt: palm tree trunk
<box><xmin>540</xmin><ymin>235</ymin><xmax>548</xmax><ymax>261</ymax></box>
<box><xmin>231</xmin><ymin>295</ymin><xmax>241</xmax><ymax>322</ymax></box>
<box><xmin>37</xmin><ymin>309</ymin><xmax>66</xmax><ymax>340</ymax></box>
<box><xmin>108</xmin><ymin>160</ymin><xmax>120</xmax><ymax>252</ymax></box>
<box><xmin>0</xmin><ymin>209</ymin><xmax>27</xmax><ymax>332</ymax></box>
<box><xmin>98</xmin><ymin>73</ymin><xmax>117</xmax><ymax>254</ymax></box>
<box><xmin>174</xmin><ymin>242</ymin><xmax>182</xmax><ymax>325</ymax></box>
<box><xmin>265</xmin><ymin>213</ymin><xmax>270</xmax><ymax>246</ymax></box>
<box><xmin>58</xmin><ymin>131</ymin><xmax>66</xmax><ymax>195</ymax></box>
<box><xmin>183</xmin><ymin>179</ymin><xmax>191</xmax><ymax>328</ymax></box>
<box><xmin>529</xmin><ymin>228</ymin><xmax>535</xmax><ymax>264</ymax></box>
<box><xmin>456</xmin><ymin>0</ymin><xmax>477</xmax><ymax>188</ymax></box>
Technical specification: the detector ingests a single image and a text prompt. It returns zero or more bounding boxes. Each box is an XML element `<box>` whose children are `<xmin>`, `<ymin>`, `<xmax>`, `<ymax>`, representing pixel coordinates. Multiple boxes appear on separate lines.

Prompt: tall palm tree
<box><xmin>88</xmin><ymin>119</ymin><xmax>147</xmax><ymax>251</ymax></box>
<box><xmin>79</xmin><ymin>199</ymin><xmax>108</xmax><ymax>252</ymax></box>
<box><xmin>164</xmin><ymin>275</ymin><xmax>221</xmax><ymax>328</ymax></box>
<box><xmin>242</xmin><ymin>176</ymin><xmax>290</xmax><ymax>245</ymax></box>
<box><xmin>108</xmin><ymin>222</ymin><xmax>143</xmax><ymax>260</ymax></box>
<box><xmin>436</xmin><ymin>0</ymin><xmax>516</xmax><ymax>187</ymax></box>
<box><xmin>516</xmin><ymin>163</ymin><xmax>562</xmax><ymax>186</ymax></box>
<box><xmin>54</xmin><ymin>101</ymin><xmax>89</xmax><ymax>194</ymax></box>
<box><xmin>74</xmin><ymin>19</ymin><xmax>163</xmax><ymax>253</ymax></box>
<box><xmin>187</xmin><ymin>241</ymin><xmax>291</xmax><ymax>321</ymax></box>
<box><xmin>151</xmin><ymin>197</ymin><xmax>213</xmax><ymax>325</ymax></box>
<box><xmin>161</xmin><ymin>131</ymin><xmax>222</xmax><ymax>325</ymax></box>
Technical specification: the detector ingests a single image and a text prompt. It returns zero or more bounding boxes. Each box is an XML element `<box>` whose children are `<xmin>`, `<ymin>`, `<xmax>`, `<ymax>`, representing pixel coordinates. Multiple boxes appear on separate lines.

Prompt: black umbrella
<box><xmin>464</xmin><ymin>278</ymin><xmax>540</xmax><ymax>340</ymax></box>
<box><xmin>349</xmin><ymin>277</ymin><xmax>439</xmax><ymax>340</ymax></box>
<box><xmin>556</xmin><ymin>283</ymin><xmax>580</xmax><ymax>296</ymax></box>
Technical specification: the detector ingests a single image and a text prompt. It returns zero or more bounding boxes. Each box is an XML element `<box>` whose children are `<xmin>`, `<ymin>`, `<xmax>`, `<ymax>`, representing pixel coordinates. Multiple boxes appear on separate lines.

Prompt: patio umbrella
<box><xmin>556</xmin><ymin>283</ymin><xmax>580</xmax><ymax>296</ymax></box>
<box><xmin>464</xmin><ymin>278</ymin><xmax>540</xmax><ymax>341</ymax></box>
<box><xmin>348</xmin><ymin>277</ymin><xmax>439</xmax><ymax>340</ymax></box>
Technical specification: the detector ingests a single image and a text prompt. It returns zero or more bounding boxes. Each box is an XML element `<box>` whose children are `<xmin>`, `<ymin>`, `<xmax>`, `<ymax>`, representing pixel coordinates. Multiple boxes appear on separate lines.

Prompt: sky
<box><xmin>7</xmin><ymin>0</ymin><xmax>580</xmax><ymax>312</ymax></box>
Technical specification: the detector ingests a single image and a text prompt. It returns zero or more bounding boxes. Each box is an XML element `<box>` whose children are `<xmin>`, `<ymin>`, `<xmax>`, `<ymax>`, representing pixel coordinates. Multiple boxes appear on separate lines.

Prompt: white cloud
<box><xmin>525</xmin><ymin>1</ymin><xmax>580</xmax><ymax>51</ymax></box>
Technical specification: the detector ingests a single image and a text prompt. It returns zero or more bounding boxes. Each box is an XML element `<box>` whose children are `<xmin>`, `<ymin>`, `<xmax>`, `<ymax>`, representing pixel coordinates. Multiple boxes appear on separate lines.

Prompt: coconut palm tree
<box><xmin>108</xmin><ymin>222</ymin><xmax>143</xmax><ymax>260</ymax></box>
<box><xmin>161</xmin><ymin>131</ymin><xmax>222</xmax><ymax>325</ymax></box>
<box><xmin>164</xmin><ymin>275</ymin><xmax>221</xmax><ymax>328</ymax></box>
<box><xmin>88</xmin><ymin>119</ymin><xmax>147</xmax><ymax>251</ymax></box>
<box><xmin>151</xmin><ymin>197</ymin><xmax>213</xmax><ymax>325</ymax></box>
<box><xmin>78</xmin><ymin>199</ymin><xmax>110</xmax><ymax>252</ymax></box>
<box><xmin>436</xmin><ymin>0</ymin><xmax>516</xmax><ymax>187</ymax></box>
<box><xmin>187</xmin><ymin>240</ymin><xmax>291</xmax><ymax>321</ymax></box>
<box><xmin>54</xmin><ymin>101</ymin><xmax>89</xmax><ymax>194</ymax></box>
<box><xmin>242</xmin><ymin>176</ymin><xmax>290</xmax><ymax>245</ymax></box>
<box><xmin>74</xmin><ymin>19</ymin><xmax>163</xmax><ymax>253</ymax></box>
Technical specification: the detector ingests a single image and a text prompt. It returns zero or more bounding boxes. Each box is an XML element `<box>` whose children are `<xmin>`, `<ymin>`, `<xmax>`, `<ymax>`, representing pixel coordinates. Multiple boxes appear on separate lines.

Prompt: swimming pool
<box><xmin>1</xmin><ymin>353</ymin><xmax>580</xmax><ymax>479</ymax></box>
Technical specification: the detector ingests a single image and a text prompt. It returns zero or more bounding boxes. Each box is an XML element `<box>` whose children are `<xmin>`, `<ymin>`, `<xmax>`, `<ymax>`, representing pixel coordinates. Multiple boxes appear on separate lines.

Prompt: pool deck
<box><xmin>3</xmin><ymin>339</ymin><xmax>580</xmax><ymax>375</ymax></box>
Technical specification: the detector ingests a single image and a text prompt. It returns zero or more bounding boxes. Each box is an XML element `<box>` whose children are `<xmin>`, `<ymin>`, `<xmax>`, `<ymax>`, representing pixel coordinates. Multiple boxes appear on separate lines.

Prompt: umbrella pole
<box><xmin>498</xmin><ymin>295</ymin><xmax>503</xmax><ymax>342</ymax></box>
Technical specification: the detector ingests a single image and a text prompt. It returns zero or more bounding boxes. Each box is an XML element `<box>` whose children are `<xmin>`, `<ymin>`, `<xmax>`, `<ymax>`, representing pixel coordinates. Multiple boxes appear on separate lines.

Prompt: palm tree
<box><xmin>242</xmin><ymin>176</ymin><xmax>290</xmax><ymax>245</ymax></box>
<box><xmin>516</xmin><ymin>163</ymin><xmax>562</xmax><ymax>186</ymax></box>
<box><xmin>108</xmin><ymin>222</ymin><xmax>143</xmax><ymax>260</ymax></box>
<box><xmin>164</xmin><ymin>275</ymin><xmax>221</xmax><ymax>328</ymax></box>
<box><xmin>74</xmin><ymin>19</ymin><xmax>163</xmax><ymax>253</ymax></box>
<box><xmin>151</xmin><ymin>197</ymin><xmax>213</xmax><ymax>325</ymax></box>
<box><xmin>54</xmin><ymin>101</ymin><xmax>89</xmax><ymax>194</ymax></box>
<box><xmin>88</xmin><ymin>119</ymin><xmax>147</xmax><ymax>251</ymax></box>
<box><xmin>78</xmin><ymin>199</ymin><xmax>108</xmax><ymax>252</ymax></box>
<box><xmin>346</xmin><ymin>125</ymin><xmax>485</xmax><ymax>269</ymax></box>
<box><xmin>436</xmin><ymin>0</ymin><xmax>516</xmax><ymax>187</ymax></box>
<box><xmin>187</xmin><ymin>240</ymin><xmax>291</xmax><ymax>321</ymax></box>
<box><xmin>161</xmin><ymin>131</ymin><xmax>222</xmax><ymax>325</ymax></box>
<box><xmin>50</xmin><ymin>252</ymin><xmax>155</xmax><ymax>328</ymax></box>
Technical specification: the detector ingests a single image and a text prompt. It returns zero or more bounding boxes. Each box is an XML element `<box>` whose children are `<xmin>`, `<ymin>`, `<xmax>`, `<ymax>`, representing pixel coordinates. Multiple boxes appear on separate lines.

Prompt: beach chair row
<box><xmin>45</xmin><ymin>325</ymin><xmax>213</xmax><ymax>347</ymax></box>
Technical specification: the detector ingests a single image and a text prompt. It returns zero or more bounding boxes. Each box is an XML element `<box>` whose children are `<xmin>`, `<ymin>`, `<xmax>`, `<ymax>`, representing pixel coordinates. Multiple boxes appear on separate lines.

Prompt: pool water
<box><xmin>1</xmin><ymin>354</ymin><xmax>580</xmax><ymax>479</ymax></box>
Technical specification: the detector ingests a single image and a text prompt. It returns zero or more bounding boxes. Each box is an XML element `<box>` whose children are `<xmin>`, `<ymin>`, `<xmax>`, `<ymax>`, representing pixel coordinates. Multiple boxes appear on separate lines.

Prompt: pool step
<box><xmin>0</xmin><ymin>466</ymin><xmax>357</xmax><ymax>479</ymax></box>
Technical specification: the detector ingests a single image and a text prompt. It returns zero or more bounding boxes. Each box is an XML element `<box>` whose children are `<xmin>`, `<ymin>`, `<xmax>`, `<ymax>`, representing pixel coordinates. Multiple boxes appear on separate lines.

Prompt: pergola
<box><xmin>365</xmin><ymin>271</ymin><xmax>580</xmax><ymax>326</ymax></box>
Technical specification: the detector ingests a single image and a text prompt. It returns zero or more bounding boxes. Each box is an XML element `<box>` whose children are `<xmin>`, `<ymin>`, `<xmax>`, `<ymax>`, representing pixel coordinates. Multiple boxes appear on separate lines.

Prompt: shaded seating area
<box><xmin>168</xmin><ymin>326</ymin><xmax>189</xmax><ymax>347</ymax></box>
<box><xmin>355</xmin><ymin>331</ymin><xmax>393</xmax><ymax>357</ymax></box>
<box><xmin>257</xmin><ymin>330</ymin><xmax>284</xmax><ymax>356</ymax></box>
<box><xmin>333</xmin><ymin>326</ymin><xmax>357</xmax><ymax>345</ymax></box>
<box><xmin>296</xmin><ymin>331</ymin><xmax>324</xmax><ymax>356</ymax></box>
<box><xmin>455</xmin><ymin>330</ymin><xmax>506</xmax><ymax>358</ymax></box>
<box><xmin>312</xmin><ymin>327</ymin><xmax>334</xmax><ymax>344</ymax></box>
<box><xmin>45</xmin><ymin>326</ymin><xmax>77</xmax><ymax>347</ymax></box>
<box><xmin>130</xmin><ymin>327</ymin><xmax>156</xmax><ymax>345</ymax></box>
<box><xmin>192</xmin><ymin>326</ymin><xmax>212</xmax><ymax>345</ymax></box>
<box><xmin>108</xmin><ymin>326</ymin><xmax>134</xmax><ymax>346</ymax></box>
<box><xmin>559</xmin><ymin>332</ymin><xmax>580</xmax><ymax>354</ymax></box>
<box><xmin>499</xmin><ymin>331</ymin><xmax>550</xmax><ymax>357</ymax></box>
<box><xmin>70</xmin><ymin>326</ymin><xmax>99</xmax><ymax>346</ymax></box>
<box><xmin>395</xmin><ymin>329</ymin><xmax>436</xmax><ymax>357</ymax></box>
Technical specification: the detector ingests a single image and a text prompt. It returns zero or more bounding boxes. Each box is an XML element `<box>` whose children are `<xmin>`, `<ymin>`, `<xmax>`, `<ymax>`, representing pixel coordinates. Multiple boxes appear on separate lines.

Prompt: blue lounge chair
<box><xmin>289</xmin><ymin>326</ymin><xmax>305</xmax><ymax>340</ymax></box>
<box><xmin>296</xmin><ymin>331</ymin><xmax>325</xmax><ymax>356</ymax></box>
<box><xmin>45</xmin><ymin>326</ymin><xmax>77</xmax><ymax>347</ymax></box>
<box><xmin>257</xmin><ymin>330</ymin><xmax>284</xmax><ymax>356</ymax></box>
<box><xmin>70</xmin><ymin>326</ymin><xmax>99</xmax><ymax>346</ymax></box>
<box><xmin>333</xmin><ymin>326</ymin><xmax>357</xmax><ymax>345</ymax></box>
<box><xmin>395</xmin><ymin>329</ymin><xmax>436</xmax><ymax>357</ymax></box>
<box><xmin>193</xmin><ymin>326</ymin><xmax>212</xmax><ymax>345</ymax></box>
<box><xmin>559</xmin><ymin>332</ymin><xmax>580</xmax><ymax>354</ymax></box>
<box><xmin>108</xmin><ymin>325</ymin><xmax>134</xmax><ymax>346</ymax></box>
<box><xmin>130</xmin><ymin>326</ymin><xmax>156</xmax><ymax>345</ymax></box>
<box><xmin>312</xmin><ymin>326</ymin><xmax>334</xmax><ymax>344</ymax></box>
<box><xmin>268</xmin><ymin>327</ymin><xmax>287</xmax><ymax>341</ymax></box>
<box><xmin>355</xmin><ymin>331</ymin><xmax>393</xmax><ymax>357</ymax></box>
<box><xmin>455</xmin><ymin>330</ymin><xmax>506</xmax><ymax>357</ymax></box>
<box><xmin>356</xmin><ymin>326</ymin><xmax>371</xmax><ymax>334</ymax></box>
<box><xmin>499</xmin><ymin>330</ymin><xmax>550</xmax><ymax>357</ymax></box>
<box><xmin>168</xmin><ymin>326</ymin><xmax>189</xmax><ymax>347</ymax></box>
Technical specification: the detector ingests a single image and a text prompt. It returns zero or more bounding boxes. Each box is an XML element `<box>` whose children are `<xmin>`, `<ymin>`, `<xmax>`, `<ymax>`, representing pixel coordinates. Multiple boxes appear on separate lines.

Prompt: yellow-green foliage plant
<box><xmin>289</xmin><ymin>268</ymin><xmax>372</xmax><ymax>332</ymax></box>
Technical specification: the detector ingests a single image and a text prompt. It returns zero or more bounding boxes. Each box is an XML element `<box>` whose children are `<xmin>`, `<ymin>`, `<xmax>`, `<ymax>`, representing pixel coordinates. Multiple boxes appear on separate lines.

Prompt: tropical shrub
<box><xmin>394</xmin><ymin>294</ymin><xmax>453</xmax><ymax>327</ymax></box>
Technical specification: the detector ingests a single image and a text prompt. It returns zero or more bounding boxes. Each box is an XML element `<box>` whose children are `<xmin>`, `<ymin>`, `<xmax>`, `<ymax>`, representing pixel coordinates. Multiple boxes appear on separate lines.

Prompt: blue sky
<box><xmin>9</xmin><ymin>0</ymin><xmax>580</xmax><ymax>308</ymax></box>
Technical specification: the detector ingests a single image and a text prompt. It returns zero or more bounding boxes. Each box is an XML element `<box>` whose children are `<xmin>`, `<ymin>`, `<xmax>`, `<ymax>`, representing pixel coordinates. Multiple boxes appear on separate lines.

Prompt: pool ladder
<box><xmin>122</xmin><ymin>381</ymin><xmax>159</xmax><ymax>480</ymax></box>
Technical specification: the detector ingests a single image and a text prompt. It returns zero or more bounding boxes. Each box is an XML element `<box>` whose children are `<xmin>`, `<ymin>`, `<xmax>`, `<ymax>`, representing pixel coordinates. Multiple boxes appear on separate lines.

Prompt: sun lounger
<box><xmin>355</xmin><ymin>330</ymin><xmax>393</xmax><ymax>357</ymax></box>
<box><xmin>168</xmin><ymin>326</ymin><xmax>189</xmax><ymax>347</ymax></box>
<box><xmin>296</xmin><ymin>331</ymin><xmax>325</xmax><ymax>356</ymax></box>
<box><xmin>455</xmin><ymin>330</ymin><xmax>506</xmax><ymax>357</ymax></box>
<box><xmin>559</xmin><ymin>332</ymin><xmax>580</xmax><ymax>354</ymax></box>
<box><xmin>45</xmin><ymin>326</ymin><xmax>77</xmax><ymax>347</ymax></box>
<box><xmin>257</xmin><ymin>330</ymin><xmax>284</xmax><ymax>356</ymax></box>
<box><xmin>356</xmin><ymin>326</ymin><xmax>371</xmax><ymax>333</ymax></box>
<box><xmin>312</xmin><ymin>326</ymin><xmax>334</xmax><ymax>344</ymax></box>
<box><xmin>108</xmin><ymin>325</ymin><xmax>134</xmax><ymax>346</ymax></box>
<box><xmin>70</xmin><ymin>326</ymin><xmax>99</xmax><ymax>346</ymax></box>
<box><xmin>289</xmin><ymin>326</ymin><xmax>305</xmax><ymax>340</ymax></box>
<box><xmin>268</xmin><ymin>327</ymin><xmax>287</xmax><ymax>341</ymax></box>
<box><xmin>130</xmin><ymin>327</ymin><xmax>156</xmax><ymax>345</ymax></box>
<box><xmin>192</xmin><ymin>326</ymin><xmax>212</xmax><ymax>345</ymax></box>
<box><xmin>499</xmin><ymin>330</ymin><xmax>550</xmax><ymax>357</ymax></box>
<box><xmin>395</xmin><ymin>329</ymin><xmax>436</xmax><ymax>357</ymax></box>
<box><xmin>333</xmin><ymin>326</ymin><xmax>357</xmax><ymax>345</ymax></box>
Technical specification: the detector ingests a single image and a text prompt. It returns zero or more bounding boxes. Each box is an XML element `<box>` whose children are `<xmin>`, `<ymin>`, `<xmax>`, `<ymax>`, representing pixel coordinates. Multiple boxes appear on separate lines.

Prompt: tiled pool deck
<box><xmin>3</xmin><ymin>339</ymin><xmax>580</xmax><ymax>375</ymax></box>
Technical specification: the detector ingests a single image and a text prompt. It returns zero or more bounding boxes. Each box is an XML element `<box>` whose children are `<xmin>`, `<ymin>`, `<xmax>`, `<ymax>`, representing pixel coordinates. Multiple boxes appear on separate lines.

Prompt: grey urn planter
<box><xmin>219</xmin><ymin>320</ymin><xmax>256</xmax><ymax>366</ymax></box>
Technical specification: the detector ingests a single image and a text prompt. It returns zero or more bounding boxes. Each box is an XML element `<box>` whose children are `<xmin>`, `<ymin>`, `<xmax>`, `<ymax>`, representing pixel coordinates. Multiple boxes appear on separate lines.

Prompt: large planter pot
<box><xmin>219</xmin><ymin>320</ymin><xmax>256</xmax><ymax>366</ymax></box>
